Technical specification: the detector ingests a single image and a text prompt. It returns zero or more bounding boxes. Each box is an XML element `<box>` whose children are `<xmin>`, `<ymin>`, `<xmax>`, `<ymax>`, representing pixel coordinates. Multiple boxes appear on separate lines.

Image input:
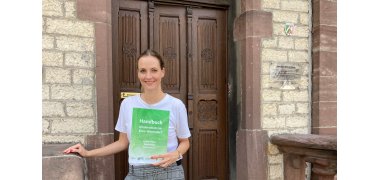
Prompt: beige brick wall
<box><xmin>261</xmin><ymin>0</ymin><xmax>312</xmax><ymax>179</ymax></box>
<box><xmin>42</xmin><ymin>0</ymin><xmax>96</xmax><ymax>143</ymax></box>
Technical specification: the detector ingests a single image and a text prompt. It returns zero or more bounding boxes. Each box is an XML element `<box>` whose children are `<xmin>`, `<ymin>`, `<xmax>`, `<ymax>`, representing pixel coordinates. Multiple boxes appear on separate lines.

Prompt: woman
<box><xmin>64</xmin><ymin>49</ymin><xmax>191</xmax><ymax>179</ymax></box>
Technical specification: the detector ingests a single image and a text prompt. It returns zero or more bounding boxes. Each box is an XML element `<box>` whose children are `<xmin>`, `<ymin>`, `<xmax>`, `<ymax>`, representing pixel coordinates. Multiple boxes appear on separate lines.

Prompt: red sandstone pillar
<box><xmin>233</xmin><ymin>0</ymin><xmax>273</xmax><ymax>179</ymax></box>
<box><xmin>311</xmin><ymin>0</ymin><xmax>337</xmax><ymax>135</ymax></box>
<box><xmin>77</xmin><ymin>0</ymin><xmax>116</xmax><ymax>179</ymax></box>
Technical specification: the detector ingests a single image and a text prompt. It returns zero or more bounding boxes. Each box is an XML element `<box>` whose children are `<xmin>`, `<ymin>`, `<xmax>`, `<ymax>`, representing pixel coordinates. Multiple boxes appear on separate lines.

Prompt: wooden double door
<box><xmin>113</xmin><ymin>1</ymin><xmax>228</xmax><ymax>179</ymax></box>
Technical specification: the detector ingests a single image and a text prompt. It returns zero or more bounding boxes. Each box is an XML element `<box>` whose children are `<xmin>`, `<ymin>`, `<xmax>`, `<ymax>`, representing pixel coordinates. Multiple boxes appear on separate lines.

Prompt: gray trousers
<box><xmin>125</xmin><ymin>164</ymin><xmax>185</xmax><ymax>180</ymax></box>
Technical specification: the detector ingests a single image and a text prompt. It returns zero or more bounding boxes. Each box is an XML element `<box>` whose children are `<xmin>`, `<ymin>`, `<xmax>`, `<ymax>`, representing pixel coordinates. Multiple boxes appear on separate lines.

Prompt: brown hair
<box><xmin>137</xmin><ymin>49</ymin><xmax>165</xmax><ymax>69</ymax></box>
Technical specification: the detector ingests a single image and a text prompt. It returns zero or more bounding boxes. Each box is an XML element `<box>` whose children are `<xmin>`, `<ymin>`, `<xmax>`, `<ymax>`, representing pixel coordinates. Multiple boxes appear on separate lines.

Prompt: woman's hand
<box><xmin>151</xmin><ymin>151</ymin><xmax>179</xmax><ymax>168</ymax></box>
<box><xmin>63</xmin><ymin>143</ymin><xmax>89</xmax><ymax>157</ymax></box>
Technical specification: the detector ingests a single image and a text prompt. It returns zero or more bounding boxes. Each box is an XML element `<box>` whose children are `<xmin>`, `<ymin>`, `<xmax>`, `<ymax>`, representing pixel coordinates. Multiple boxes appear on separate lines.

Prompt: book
<box><xmin>129</xmin><ymin>108</ymin><xmax>170</xmax><ymax>164</ymax></box>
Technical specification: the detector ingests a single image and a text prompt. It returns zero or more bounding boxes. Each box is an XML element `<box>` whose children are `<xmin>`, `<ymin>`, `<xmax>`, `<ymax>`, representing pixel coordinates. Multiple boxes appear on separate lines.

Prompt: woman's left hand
<box><xmin>151</xmin><ymin>151</ymin><xmax>178</xmax><ymax>168</ymax></box>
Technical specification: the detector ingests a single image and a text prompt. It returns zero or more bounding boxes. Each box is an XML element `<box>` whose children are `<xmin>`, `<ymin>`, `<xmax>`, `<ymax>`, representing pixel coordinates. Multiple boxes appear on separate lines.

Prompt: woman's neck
<box><xmin>140</xmin><ymin>89</ymin><xmax>165</xmax><ymax>105</ymax></box>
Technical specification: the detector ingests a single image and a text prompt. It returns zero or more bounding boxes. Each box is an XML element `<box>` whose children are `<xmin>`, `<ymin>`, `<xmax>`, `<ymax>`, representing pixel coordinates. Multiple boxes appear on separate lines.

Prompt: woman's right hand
<box><xmin>63</xmin><ymin>143</ymin><xmax>89</xmax><ymax>157</ymax></box>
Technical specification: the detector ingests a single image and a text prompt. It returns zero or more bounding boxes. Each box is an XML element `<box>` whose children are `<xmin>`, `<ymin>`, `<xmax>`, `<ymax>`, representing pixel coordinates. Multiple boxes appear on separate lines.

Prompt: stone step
<box><xmin>43</xmin><ymin>144</ymin><xmax>87</xmax><ymax>180</ymax></box>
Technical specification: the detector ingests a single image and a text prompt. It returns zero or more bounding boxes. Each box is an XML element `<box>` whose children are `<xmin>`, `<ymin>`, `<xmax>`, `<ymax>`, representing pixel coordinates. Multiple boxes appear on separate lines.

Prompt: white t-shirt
<box><xmin>115</xmin><ymin>93</ymin><xmax>191</xmax><ymax>165</ymax></box>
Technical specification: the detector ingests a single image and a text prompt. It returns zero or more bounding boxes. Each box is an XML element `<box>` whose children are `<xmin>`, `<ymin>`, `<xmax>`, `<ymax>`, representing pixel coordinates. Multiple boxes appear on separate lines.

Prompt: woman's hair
<box><xmin>137</xmin><ymin>49</ymin><xmax>165</xmax><ymax>69</ymax></box>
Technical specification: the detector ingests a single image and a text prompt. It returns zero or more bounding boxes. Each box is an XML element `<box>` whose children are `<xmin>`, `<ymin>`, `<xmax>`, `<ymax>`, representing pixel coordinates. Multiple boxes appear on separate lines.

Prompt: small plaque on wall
<box><xmin>270</xmin><ymin>63</ymin><xmax>301</xmax><ymax>90</ymax></box>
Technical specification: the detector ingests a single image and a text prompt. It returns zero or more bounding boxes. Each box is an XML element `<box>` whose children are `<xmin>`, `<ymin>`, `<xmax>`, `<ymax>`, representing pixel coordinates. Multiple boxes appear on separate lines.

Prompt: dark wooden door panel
<box><xmin>191</xmin><ymin>8</ymin><xmax>227</xmax><ymax>180</ymax></box>
<box><xmin>153</xmin><ymin>6</ymin><xmax>192</xmax><ymax>179</ymax></box>
<box><xmin>118</xmin><ymin>0</ymin><xmax>148</xmax><ymax>93</ymax></box>
<box><xmin>153</xmin><ymin>6</ymin><xmax>187</xmax><ymax>103</ymax></box>
<box><xmin>115</xmin><ymin>1</ymin><xmax>149</xmax><ymax>180</ymax></box>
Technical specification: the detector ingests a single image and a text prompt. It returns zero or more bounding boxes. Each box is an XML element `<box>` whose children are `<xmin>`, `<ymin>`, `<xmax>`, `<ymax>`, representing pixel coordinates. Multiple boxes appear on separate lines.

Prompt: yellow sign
<box><xmin>121</xmin><ymin>92</ymin><xmax>140</xmax><ymax>99</ymax></box>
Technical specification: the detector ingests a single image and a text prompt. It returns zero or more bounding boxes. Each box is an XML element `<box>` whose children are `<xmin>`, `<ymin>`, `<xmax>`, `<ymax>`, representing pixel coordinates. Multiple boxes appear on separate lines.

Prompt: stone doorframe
<box><xmin>77</xmin><ymin>0</ymin><xmax>275</xmax><ymax>179</ymax></box>
<box><xmin>233</xmin><ymin>1</ymin><xmax>272</xmax><ymax>179</ymax></box>
<box><xmin>75</xmin><ymin>0</ymin><xmax>233</xmax><ymax>179</ymax></box>
<box><xmin>77</xmin><ymin>0</ymin><xmax>115</xmax><ymax>179</ymax></box>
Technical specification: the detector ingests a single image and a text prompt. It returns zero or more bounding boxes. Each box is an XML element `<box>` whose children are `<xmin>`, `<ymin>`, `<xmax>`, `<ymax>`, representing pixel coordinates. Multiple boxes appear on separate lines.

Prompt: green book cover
<box><xmin>130</xmin><ymin>108</ymin><xmax>170</xmax><ymax>164</ymax></box>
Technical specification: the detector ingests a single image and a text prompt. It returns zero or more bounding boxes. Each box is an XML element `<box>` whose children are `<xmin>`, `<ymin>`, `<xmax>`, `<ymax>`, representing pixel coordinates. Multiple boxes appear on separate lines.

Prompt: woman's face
<box><xmin>137</xmin><ymin>55</ymin><xmax>165</xmax><ymax>92</ymax></box>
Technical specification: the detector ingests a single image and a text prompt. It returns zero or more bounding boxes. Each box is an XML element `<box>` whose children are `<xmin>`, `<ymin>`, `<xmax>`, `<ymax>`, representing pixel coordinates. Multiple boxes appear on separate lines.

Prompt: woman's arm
<box><xmin>175</xmin><ymin>137</ymin><xmax>190</xmax><ymax>159</ymax></box>
<box><xmin>63</xmin><ymin>132</ymin><xmax>129</xmax><ymax>157</ymax></box>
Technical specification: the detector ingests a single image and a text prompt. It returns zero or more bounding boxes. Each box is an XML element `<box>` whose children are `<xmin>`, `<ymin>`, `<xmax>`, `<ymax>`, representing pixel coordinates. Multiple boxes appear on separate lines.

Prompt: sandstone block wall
<box><xmin>42</xmin><ymin>0</ymin><xmax>96</xmax><ymax>143</ymax></box>
<box><xmin>261</xmin><ymin>0</ymin><xmax>312</xmax><ymax>179</ymax></box>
